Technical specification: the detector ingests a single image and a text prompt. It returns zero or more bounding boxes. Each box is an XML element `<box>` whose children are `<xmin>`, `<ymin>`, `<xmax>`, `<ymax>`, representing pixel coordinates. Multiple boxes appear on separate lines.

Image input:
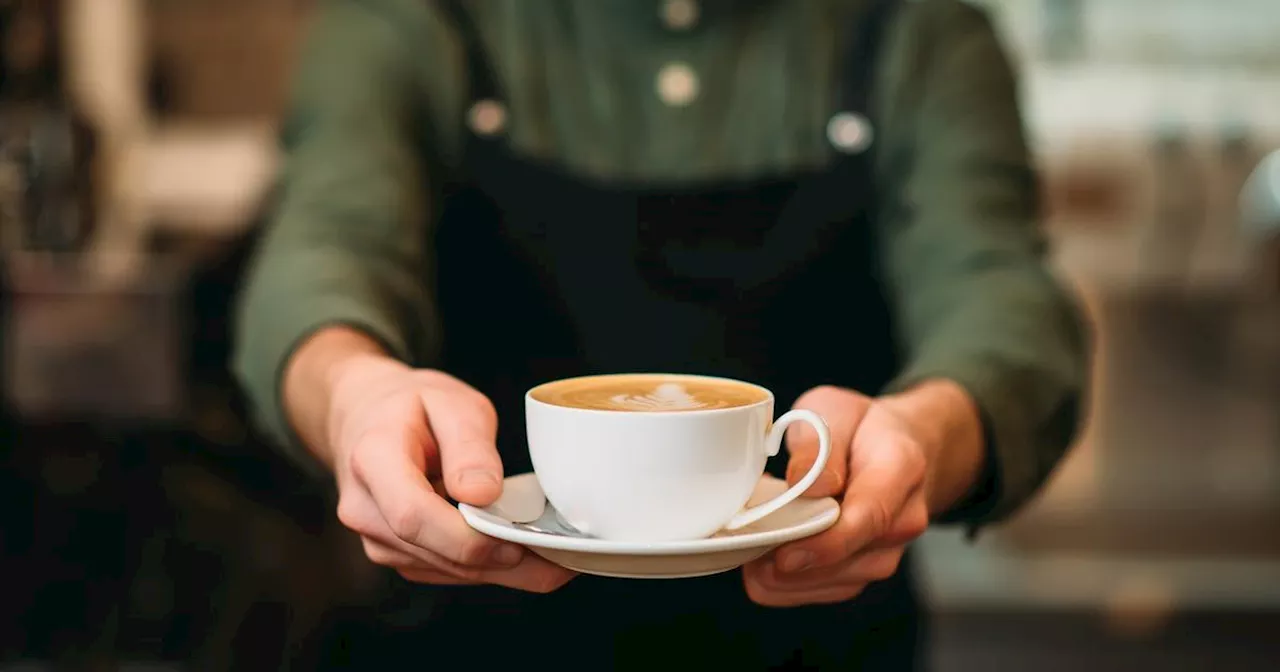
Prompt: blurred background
<box><xmin>0</xmin><ymin>0</ymin><xmax>1278</xmax><ymax>669</ymax></box>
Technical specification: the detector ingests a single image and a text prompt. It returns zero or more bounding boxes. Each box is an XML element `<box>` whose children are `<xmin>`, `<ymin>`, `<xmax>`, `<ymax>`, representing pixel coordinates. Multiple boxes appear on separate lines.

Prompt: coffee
<box><xmin>531</xmin><ymin>374</ymin><xmax>768</xmax><ymax>412</ymax></box>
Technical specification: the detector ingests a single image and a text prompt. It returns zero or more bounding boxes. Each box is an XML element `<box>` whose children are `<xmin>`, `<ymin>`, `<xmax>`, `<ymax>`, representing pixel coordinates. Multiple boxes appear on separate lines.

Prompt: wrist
<box><xmin>284</xmin><ymin>326</ymin><xmax>399</xmax><ymax>469</ymax></box>
<box><xmin>882</xmin><ymin>379</ymin><xmax>986</xmax><ymax>515</ymax></box>
<box><xmin>295</xmin><ymin>326</ymin><xmax>396</xmax><ymax>385</ymax></box>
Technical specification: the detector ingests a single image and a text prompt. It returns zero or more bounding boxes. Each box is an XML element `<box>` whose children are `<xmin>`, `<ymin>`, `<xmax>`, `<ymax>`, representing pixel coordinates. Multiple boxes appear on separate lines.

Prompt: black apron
<box><xmin>328</xmin><ymin>1</ymin><xmax>924</xmax><ymax>669</ymax></box>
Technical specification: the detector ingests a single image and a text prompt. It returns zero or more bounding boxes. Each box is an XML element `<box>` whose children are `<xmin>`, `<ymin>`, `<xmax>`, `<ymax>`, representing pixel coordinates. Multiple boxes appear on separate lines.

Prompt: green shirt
<box><xmin>233</xmin><ymin>0</ymin><xmax>1089</xmax><ymax>527</ymax></box>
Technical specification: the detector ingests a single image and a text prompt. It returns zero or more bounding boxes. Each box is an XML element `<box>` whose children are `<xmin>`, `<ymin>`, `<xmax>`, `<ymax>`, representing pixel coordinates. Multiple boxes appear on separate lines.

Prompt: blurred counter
<box><xmin>917</xmin><ymin>31</ymin><xmax>1280</xmax><ymax>613</ymax></box>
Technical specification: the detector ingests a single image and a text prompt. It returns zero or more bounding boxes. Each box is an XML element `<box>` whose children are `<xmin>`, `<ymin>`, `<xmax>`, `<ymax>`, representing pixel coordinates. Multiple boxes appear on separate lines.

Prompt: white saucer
<box><xmin>458</xmin><ymin>473</ymin><xmax>840</xmax><ymax>579</ymax></box>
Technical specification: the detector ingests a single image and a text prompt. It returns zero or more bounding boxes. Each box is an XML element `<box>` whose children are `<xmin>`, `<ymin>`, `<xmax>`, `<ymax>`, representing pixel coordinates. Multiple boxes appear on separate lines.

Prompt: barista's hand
<box><xmin>743</xmin><ymin>382</ymin><xmax>983</xmax><ymax>607</ymax></box>
<box><xmin>325</xmin><ymin>355</ymin><xmax>576</xmax><ymax>593</ymax></box>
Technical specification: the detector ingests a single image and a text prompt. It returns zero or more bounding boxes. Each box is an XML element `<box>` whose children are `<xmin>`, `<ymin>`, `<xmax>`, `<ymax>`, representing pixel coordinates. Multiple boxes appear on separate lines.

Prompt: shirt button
<box><xmin>656</xmin><ymin>62</ymin><xmax>699</xmax><ymax>107</ymax></box>
<box><xmin>468</xmin><ymin>99</ymin><xmax>507</xmax><ymax>136</ymax></box>
<box><xmin>827</xmin><ymin>111</ymin><xmax>874</xmax><ymax>154</ymax></box>
<box><xmin>660</xmin><ymin>0</ymin><xmax>699</xmax><ymax>31</ymax></box>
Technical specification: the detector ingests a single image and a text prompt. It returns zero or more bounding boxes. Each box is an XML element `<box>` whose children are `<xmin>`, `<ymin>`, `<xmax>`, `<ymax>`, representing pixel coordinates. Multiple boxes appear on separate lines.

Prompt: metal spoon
<box><xmin>478</xmin><ymin>476</ymin><xmax>587</xmax><ymax>537</ymax></box>
<box><xmin>509</xmin><ymin>499</ymin><xmax>588</xmax><ymax>538</ymax></box>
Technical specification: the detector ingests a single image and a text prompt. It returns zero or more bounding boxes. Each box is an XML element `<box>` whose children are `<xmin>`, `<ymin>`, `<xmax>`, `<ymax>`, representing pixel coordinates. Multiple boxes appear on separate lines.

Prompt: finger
<box><xmin>382</xmin><ymin>533</ymin><xmax>575</xmax><ymax>593</ymax></box>
<box><xmin>349</xmin><ymin>428</ymin><xmax>522</xmax><ymax>568</ymax></box>
<box><xmin>747</xmin><ymin>547</ymin><xmax>904</xmax><ymax>590</ymax></box>
<box><xmin>774</xmin><ymin>449</ymin><xmax>922</xmax><ymax>570</ymax></box>
<box><xmin>339</xmin><ymin>486</ymin><xmax>439</xmax><ymax>566</ymax></box>
<box><xmin>361</xmin><ymin>538</ymin><xmax>422</xmax><ymax>569</ymax></box>
<box><xmin>397</xmin><ymin>568</ymin><xmax>482</xmax><ymax>585</ymax></box>
<box><xmin>469</xmin><ymin>557</ymin><xmax>579</xmax><ymax>594</ymax></box>
<box><xmin>747</xmin><ymin>584</ymin><xmax>867</xmax><ymax>608</ymax></box>
<box><xmin>339</xmin><ymin>484</ymin><xmax>512</xmax><ymax>572</ymax></box>
<box><xmin>876</xmin><ymin>494</ymin><xmax>929</xmax><ymax>548</ymax></box>
<box><xmin>354</xmin><ymin>502</ymin><xmax>570</xmax><ymax>594</ymax></box>
<box><xmin>785</xmin><ymin>386</ymin><xmax>869</xmax><ymax>497</ymax></box>
<box><xmin>397</xmin><ymin>562</ymin><xmax>577</xmax><ymax>594</ymax></box>
<box><xmin>336</xmin><ymin>480</ymin><xmax>570</xmax><ymax>594</ymax></box>
<box><xmin>420</xmin><ymin>387</ymin><xmax>504</xmax><ymax>506</ymax></box>
<box><xmin>393</xmin><ymin>549</ymin><xmax>577</xmax><ymax>594</ymax></box>
<box><xmin>362</xmin><ymin>512</ymin><xmax>539</xmax><ymax>584</ymax></box>
<box><xmin>743</xmin><ymin>569</ymin><xmax>867</xmax><ymax>608</ymax></box>
<box><xmin>836</xmin><ymin>435</ymin><xmax>925</xmax><ymax>552</ymax></box>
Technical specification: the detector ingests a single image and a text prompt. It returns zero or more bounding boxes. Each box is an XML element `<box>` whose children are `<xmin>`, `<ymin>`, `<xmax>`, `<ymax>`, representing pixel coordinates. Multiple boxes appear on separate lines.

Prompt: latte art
<box><xmin>609</xmin><ymin>383</ymin><xmax>709</xmax><ymax>412</ymax></box>
<box><xmin>531</xmin><ymin>374</ymin><xmax>769</xmax><ymax>412</ymax></box>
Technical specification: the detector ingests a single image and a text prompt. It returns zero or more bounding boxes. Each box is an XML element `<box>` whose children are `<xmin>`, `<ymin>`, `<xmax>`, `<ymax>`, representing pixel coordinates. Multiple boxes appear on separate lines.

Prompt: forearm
<box><xmin>282</xmin><ymin>326</ymin><xmax>393</xmax><ymax>471</ymax></box>
<box><xmin>232</xmin><ymin>1</ymin><xmax>444</xmax><ymax>467</ymax></box>
<box><xmin>881</xmin><ymin>379</ymin><xmax>986</xmax><ymax>516</ymax></box>
<box><xmin>878</xmin><ymin>2</ymin><xmax>1088</xmax><ymax>525</ymax></box>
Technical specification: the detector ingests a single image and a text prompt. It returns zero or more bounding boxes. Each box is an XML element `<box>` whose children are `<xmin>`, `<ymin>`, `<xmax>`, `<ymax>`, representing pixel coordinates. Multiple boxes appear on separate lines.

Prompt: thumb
<box><xmin>419</xmin><ymin>387</ymin><xmax>504</xmax><ymax>506</ymax></box>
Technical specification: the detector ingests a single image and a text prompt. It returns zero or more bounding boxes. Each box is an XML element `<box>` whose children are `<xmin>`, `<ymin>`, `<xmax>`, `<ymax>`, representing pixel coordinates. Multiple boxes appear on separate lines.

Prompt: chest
<box><xmin>462</xmin><ymin>0</ymin><xmax>861</xmax><ymax>182</ymax></box>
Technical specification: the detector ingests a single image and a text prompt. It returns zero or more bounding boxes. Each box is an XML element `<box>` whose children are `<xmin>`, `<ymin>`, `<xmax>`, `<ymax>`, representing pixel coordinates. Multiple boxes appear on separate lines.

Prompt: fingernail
<box><xmin>779</xmin><ymin>550</ymin><xmax>814</xmax><ymax>573</ymax></box>
<box><xmin>492</xmin><ymin>544</ymin><xmax>523</xmax><ymax>567</ymax></box>
<box><xmin>460</xmin><ymin>470</ymin><xmax>500</xmax><ymax>489</ymax></box>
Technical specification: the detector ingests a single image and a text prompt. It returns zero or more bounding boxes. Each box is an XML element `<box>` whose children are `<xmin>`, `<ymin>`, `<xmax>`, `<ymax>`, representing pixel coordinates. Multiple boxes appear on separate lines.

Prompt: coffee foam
<box><xmin>531</xmin><ymin>375</ymin><xmax>769</xmax><ymax>412</ymax></box>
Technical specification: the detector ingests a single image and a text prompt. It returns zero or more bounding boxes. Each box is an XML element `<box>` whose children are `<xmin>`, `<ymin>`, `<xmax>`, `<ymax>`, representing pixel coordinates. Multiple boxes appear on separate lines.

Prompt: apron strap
<box><xmin>433</xmin><ymin>0</ymin><xmax>502</xmax><ymax>103</ymax></box>
<box><xmin>839</xmin><ymin>0</ymin><xmax>902</xmax><ymax>116</ymax></box>
<box><xmin>657</xmin><ymin>0</ymin><xmax>903</xmax><ymax>294</ymax></box>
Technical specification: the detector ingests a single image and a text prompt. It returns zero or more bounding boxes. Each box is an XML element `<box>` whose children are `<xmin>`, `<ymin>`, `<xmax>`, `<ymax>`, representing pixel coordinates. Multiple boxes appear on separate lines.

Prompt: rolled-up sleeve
<box><xmin>233</xmin><ymin>2</ymin><xmax>438</xmax><ymax>462</ymax></box>
<box><xmin>879</xmin><ymin>3</ymin><xmax>1090</xmax><ymax>527</ymax></box>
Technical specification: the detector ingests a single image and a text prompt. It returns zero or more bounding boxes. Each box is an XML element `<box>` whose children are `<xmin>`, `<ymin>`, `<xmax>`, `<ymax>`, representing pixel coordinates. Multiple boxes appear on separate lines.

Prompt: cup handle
<box><xmin>724</xmin><ymin>409</ymin><xmax>831</xmax><ymax>531</ymax></box>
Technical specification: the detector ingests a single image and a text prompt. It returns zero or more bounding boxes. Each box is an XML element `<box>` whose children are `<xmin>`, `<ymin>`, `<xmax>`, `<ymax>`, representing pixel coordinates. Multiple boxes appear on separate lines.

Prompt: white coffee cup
<box><xmin>525</xmin><ymin>373</ymin><xmax>832</xmax><ymax>542</ymax></box>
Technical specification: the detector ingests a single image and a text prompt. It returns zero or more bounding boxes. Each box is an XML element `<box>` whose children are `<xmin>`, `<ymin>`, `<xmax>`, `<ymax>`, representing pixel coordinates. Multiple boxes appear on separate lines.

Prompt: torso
<box><xmin>357</xmin><ymin>2</ymin><xmax>926</xmax><ymax>670</ymax></box>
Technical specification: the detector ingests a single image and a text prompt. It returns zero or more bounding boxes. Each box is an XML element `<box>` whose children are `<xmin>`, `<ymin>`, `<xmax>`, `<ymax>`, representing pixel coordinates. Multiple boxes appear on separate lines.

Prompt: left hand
<box><xmin>743</xmin><ymin>383</ymin><xmax>978</xmax><ymax>607</ymax></box>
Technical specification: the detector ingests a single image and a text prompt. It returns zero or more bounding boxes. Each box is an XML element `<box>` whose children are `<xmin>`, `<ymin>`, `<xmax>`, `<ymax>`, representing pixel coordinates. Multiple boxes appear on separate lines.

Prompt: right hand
<box><xmin>325</xmin><ymin>354</ymin><xmax>576</xmax><ymax>593</ymax></box>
